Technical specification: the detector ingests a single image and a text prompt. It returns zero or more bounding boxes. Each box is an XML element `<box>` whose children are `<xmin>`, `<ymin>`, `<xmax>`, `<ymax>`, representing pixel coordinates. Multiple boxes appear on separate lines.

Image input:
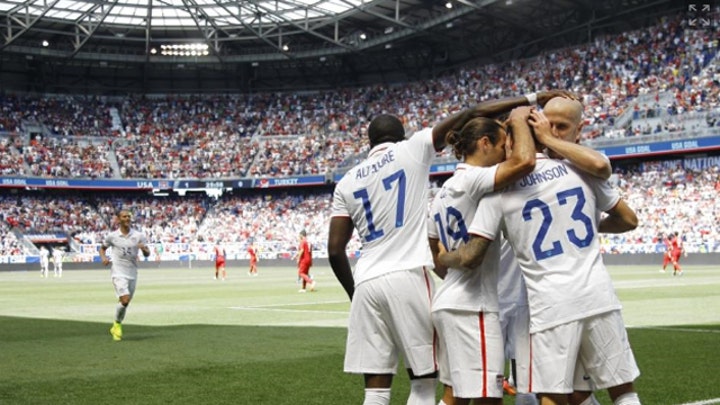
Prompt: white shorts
<box><xmin>523</xmin><ymin>310</ymin><xmax>640</xmax><ymax>394</ymax></box>
<box><xmin>433</xmin><ymin>309</ymin><xmax>504</xmax><ymax>399</ymax></box>
<box><xmin>112</xmin><ymin>277</ymin><xmax>137</xmax><ymax>298</ymax></box>
<box><xmin>344</xmin><ymin>268</ymin><xmax>436</xmax><ymax>377</ymax></box>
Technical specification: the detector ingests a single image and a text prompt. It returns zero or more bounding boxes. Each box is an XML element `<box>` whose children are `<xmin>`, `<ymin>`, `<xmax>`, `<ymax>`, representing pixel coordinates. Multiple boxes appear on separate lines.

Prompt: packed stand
<box><xmin>0</xmin><ymin>195</ymin><xmax>109</xmax><ymax>236</ymax></box>
<box><xmin>24</xmin><ymin>136</ymin><xmax>115</xmax><ymax>178</ymax></box>
<box><xmin>0</xmin><ymin>136</ymin><xmax>25</xmax><ymax>176</ymax></box>
<box><xmin>0</xmin><ymin>221</ymin><xmax>28</xmax><ymax>256</ymax></box>
<box><xmin>603</xmin><ymin>156</ymin><xmax>720</xmax><ymax>253</ymax></box>
<box><xmin>94</xmin><ymin>195</ymin><xmax>209</xmax><ymax>244</ymax></box>
<box><xmin>0</xmin><ymin>13</ymin><xmax>717</xmax><ymax>179</ymax></box>
<box><xmin>114</xmin><ymin>95</ymin><xmax>262</xmax><ymax>179</ymax></box>
<box><xmin>197</xmin><ymin>192</ymin><xmax>342</xmax><ymax>255</ymax></box>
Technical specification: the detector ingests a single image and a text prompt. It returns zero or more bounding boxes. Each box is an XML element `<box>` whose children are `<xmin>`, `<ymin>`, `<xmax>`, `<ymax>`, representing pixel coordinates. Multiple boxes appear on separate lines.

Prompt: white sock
<box><xmin>614</xmin><ymin>392</ymin><xmax>641</xmax><ymax>405</ymax></box>
<box><xmin>438</xmin><ymin>400</ymin><xmax>448</xmax><ymax>405</ymax></box>
<box><xmin>363</xmin><ymin>388</ymin><xmax>391</xmax><ymax>405</ymax></box>
<box><xmin>407</xmin><ymin>378</ymin><xmax>437</xmax><ymax>405</ymax></box>
<box><xmin>115</xmin><ymin>303</ymin><xmax>127</xmax><ymax>323</ymax></box>
<box><xmin>579</xmin><ymin>394</ymin><xmax>601</xmax><ymax>405</ymax></box>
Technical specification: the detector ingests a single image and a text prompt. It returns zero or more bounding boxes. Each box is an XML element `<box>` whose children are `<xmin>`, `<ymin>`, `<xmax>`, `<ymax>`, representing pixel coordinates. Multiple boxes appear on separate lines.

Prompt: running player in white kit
<box><xmin>100</xmin><ymin>210</ymin><xmax>150</xmax><ymax>341</ymax></box>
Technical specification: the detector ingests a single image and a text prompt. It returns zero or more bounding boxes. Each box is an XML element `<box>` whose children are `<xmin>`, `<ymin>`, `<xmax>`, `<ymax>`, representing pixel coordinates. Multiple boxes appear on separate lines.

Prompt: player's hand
<box><xmin>138</xmin><ymin>242</ymin><xmax>150</xmax><ymax>257</ymax></box>
<box><xmin>437</xmin><ymin>240</ymin><xmax>448</xmax><ymax>255</ymax></box>
<box><xmin>508</xmin><ymin>106</ymin><xmax>533</xmax><ymax>122</ymax></box>
<box><xmin>537</xmin><ymin>90</ymin><xmax>580</xmax><ymax>106</ymax></box>
<box><xmin>101</xmin><ymin>257</ymin><xmax>111</xmax><ymax>266</ymax></box>
<box><xmin>528</xmin><ymin>109</ymin><xmax>553</xmax><ymax>143</ymax></box>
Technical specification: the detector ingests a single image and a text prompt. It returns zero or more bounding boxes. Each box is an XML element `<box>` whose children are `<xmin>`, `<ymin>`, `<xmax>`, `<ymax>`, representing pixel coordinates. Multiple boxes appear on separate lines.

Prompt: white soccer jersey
<box><xmin>52</xmin><ymin>249</ymin><xmax>63</xmax><ymax>262</ymax></box>
<box><xmin>470</xmin><ymin>154</ymin><xmax>622</xmax><ymax>333</ymax></box>
<box><xmin>497</xmin><ymin>237</ymin><xmax>527</xmax><ymax>315</ymax></box>
<box><xmin>331</xmin><ymin>127</ymin><xmax>437</xmax><ymax>285</ymax></box>
<box><xmin>428</xmin><ymin>163</ymin><xmax>500</xmax><ymax>312</ymax></box>
<box><xmin>40</xmin><ymin>248</ymin><xmax>50</xmax><ymax>265</ymax></box>
<box><xmin>102</xmin><ymin>229</ymin><xmax>148</xmax><ymax>280</ymax></box>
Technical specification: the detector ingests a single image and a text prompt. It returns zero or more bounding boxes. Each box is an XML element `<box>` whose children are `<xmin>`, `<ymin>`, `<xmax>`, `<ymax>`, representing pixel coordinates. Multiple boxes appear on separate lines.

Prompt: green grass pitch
<box><xmin>1</xmin><ymin>264</ymin><xmax>719</xmax><ymax>404</ymax></box>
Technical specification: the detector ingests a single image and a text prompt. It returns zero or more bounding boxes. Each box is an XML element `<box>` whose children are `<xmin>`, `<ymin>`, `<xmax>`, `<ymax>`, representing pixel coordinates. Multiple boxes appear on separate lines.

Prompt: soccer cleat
<box><xmin>298</xmin><ymin>289</ymin><xmax>306</xmax><ymax>293</ymax></box>
<box><xmin>309</xmin><ymin>281</ymin><xmax>317</xmax><ymax>292</ymax></box>
<box><xmin>659</xmin><ymin>269</ymin><xmax>666</xmax><ymax>273</ymax></box>
<box><xmin>503</xmin><ymin>378</ymin><xmax>517</xmax><ymax>396</ymax></box>
<box><xmin>110</xmin><ymin>322</ymin><xmax>123</xmax><ymax>341</ymax></box>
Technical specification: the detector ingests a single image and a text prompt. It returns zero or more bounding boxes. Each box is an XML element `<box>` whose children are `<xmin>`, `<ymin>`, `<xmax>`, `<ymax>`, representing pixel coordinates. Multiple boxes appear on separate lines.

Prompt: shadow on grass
<box><xmin>0</xmin><ymin>315</ymin><xmax>376</xmax><ymax>404</ymax></box>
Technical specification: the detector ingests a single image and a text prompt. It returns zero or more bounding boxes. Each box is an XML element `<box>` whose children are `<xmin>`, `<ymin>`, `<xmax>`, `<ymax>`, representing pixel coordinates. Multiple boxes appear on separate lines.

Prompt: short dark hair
<box><xmin>299</xmin><ymin>230</ymin><xmax>307</xmax><ymax>237</ymax></box>
<box><xmin>368</xmin><ymin>114</ymin><xmax>405</xmax><ymax>147</ymax></box>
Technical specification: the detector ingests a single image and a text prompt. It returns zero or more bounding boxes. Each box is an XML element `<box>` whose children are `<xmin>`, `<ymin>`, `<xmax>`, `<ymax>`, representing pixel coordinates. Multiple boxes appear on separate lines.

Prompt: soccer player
<box><xmin>531</xmin><ymin>97</ymin><xmax>619</xmax><ymax>405</ymax></box>
<box><xmin>328</xmin><ymin>113</ymin><xmax>444</xmax><ymax>405</ymax></box>
<box><xmin>248</xmin><ymin>242</ymin><xmax>259</xmax><ymax>276</ymax></box>
<box><xmin>52</xmin><ymin>247</ymin><xmax>64</xmax><ymax>278</ymax></box>
<box><xmin>670</xmin><ymin>231</ymin><xmax>684</xmax><ymax>276</ymax></box>
<box><xmin>39</xmin><ymin>246</ymin><xmax>50</xmax><ymax>278</ymax></box>
<box><xmin>214</xmin><ymin>242</ymin><xmax>227</xmax><ymax>280</ymax></box>
<box><xmin>428</xmin><ymin>106</ymin><xmax>537</xmax><ymax>405</ymax></box>
<box><xmin>100</xmin><ymin>210</ymin><xmax>150</xmax><ymax>342</ymax></box>
<box><xmin>328</xmin><ymin>93</ymin><xmax>547</xmax><ymax>405</ymax></box>
<box><xmin>296</xmin><ymin>230</ymin><xmax>314</xmax><ymax>292</ymax></box>
<box><xmin>660</xmin><ymin>233</ymin><xmax>673</xmax><ymax>273</ymax></box>
<box><xmin>438</xmin><ymin>134</ymin><xmax>642</xmax><ymax>405</ymax></box>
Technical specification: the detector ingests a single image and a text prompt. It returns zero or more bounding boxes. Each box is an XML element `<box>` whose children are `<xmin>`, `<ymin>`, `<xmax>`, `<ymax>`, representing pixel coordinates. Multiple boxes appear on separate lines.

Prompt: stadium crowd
<box><xmin>0</xmin><ymin>13</ymin><xmax>717</xmax><ymax>180</ymax></box>
<box><xmin>1</xmin><ymin>154</ymin><xmax>719</xmax><ymax>257</ymax></box>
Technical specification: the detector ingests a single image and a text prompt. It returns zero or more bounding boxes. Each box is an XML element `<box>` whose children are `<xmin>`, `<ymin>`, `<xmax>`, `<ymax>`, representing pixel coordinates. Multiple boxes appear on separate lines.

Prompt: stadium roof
<box><xmin>0</xmin><ymin>0</ymin><xmax>685</xmax><ymax>93</ymax></box>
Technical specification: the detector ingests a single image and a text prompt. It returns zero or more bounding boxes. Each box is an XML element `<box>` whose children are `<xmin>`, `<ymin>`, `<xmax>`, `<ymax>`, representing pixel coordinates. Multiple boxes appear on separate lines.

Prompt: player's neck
<box><xmin>120</xmin><ymin>225</ymin><xmax>131</xmax><ymax>235</ymax></box>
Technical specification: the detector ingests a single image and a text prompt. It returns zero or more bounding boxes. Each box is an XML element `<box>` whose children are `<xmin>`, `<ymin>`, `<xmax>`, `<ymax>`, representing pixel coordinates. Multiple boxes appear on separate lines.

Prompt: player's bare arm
<box><xmin>428</xmin><ymin>237</ymin><xmax>448</xmax><ymax>279</ymax></box>
<box><xmin>529</xmin><ymin>107</ymin><xmax>611</xmax><ymax>180</ymax></box>
<box><xmin>99</xmin><ymin>245</ymin><xmax>110</xmax><ymax>266</ymax></box>
<box><xmin>328</xmin><ymin>216</ymin><xmax>356</xmax><ymax>300</ymax></box>
<box><xmin>431</xmin><ymin>91</ymin><xmax>570</xmax><ymax>152</ymax></box>
<box><xmin>494</xmin><ymin>106</ymin><xmax>537</xmax><ymax>191</ymax></box>
<box><xmin>138</xmin><ymin>242</ymin><xmax>151</xmax><ymax>257</ymax></box>
<box><xmin>437</xmin><ymin>235</ymin><xmax>491</xmax><ymax>271</ymax></box>
<box><xmin>599</xmin><ymin>199</ymin><xmax>638</xmax><ymax>234</ymax></box>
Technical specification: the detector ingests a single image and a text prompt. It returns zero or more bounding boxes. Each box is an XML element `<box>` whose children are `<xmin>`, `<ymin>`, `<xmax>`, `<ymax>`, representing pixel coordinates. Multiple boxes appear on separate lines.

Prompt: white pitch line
<box><xmin>630</xmin><ymin>326</ymin><xmax>720</xmax><ymax>334</ymax></box>
<box><xmin>233</xmin><ymin>300</ymin><xmax>349</xmax><ymax>309</ymax></box>
<box><xmin>677</xmin><ymin>398</ymin><xmax>720</xmax><ymax>405</ymax></box>
<box><xmin>229</xmin><ymin>306</ymin><xmax>348</xmax><ymax>315</ymax></box>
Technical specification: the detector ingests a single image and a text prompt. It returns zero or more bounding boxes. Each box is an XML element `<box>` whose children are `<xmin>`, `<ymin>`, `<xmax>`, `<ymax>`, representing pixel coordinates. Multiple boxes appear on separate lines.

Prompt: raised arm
<box><xmin>328</xmin><ymin>216</ymin><xmax>356</xmax><ymax>300</ymax></box>
<box><xmin>493</xmin><ymin>106</ymin><xmax>537</xmax><ymax>191</ymax></box>
<box><xmin>432</xmin><ymin>90</ymin><xmax>574</xmax><ymax>153</ymax></box>
<box><xmin>529</xmin><ymin>103</ymin><xmax>611</xmax><ymax>180</ymax></box>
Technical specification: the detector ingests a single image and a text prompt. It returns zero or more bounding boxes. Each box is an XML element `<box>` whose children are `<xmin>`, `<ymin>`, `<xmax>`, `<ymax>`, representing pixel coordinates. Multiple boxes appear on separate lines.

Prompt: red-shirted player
<box><xmin>660</xmin><ymin>233</ymin><xmax>673</xmax><ymax>273</ymax></box>
<box><xmin>296</xmin><ymin>230</ymin><xmax>315</xmax><ymax>292</ymax></box>
<box><xmin>670</xmin><ymin>232</ymin><xmax>684</xmax><ymax>276</ymax></box>
<box><xmin>214</xmin><ymin>243</ymin><xmax>227</xmax><ymax>280</ymax></box>
<box><xmin>248</xmin><ymin>242</ymin><xmax>259</xmax><ymax>276</ymax></box>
